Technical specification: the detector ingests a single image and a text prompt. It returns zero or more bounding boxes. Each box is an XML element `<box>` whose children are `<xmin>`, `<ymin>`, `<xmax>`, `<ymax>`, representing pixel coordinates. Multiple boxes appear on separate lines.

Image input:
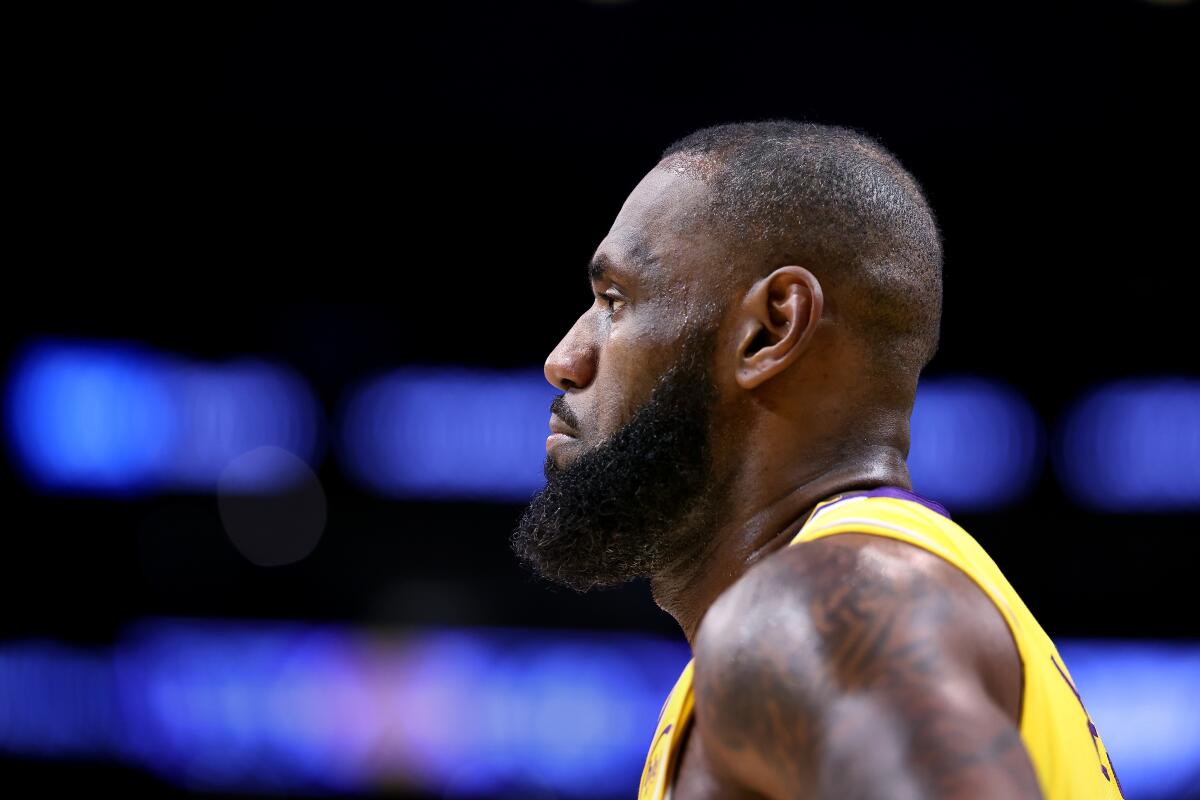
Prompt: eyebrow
<box><xmin>588</xmin><ymin>252</ymin><xmax>622</xmax><ymax>283</ymax></box>
<box><xmin>588</xmin><ymin>239</ymin><xmax>658</xmax><ymax>285</ymax></box>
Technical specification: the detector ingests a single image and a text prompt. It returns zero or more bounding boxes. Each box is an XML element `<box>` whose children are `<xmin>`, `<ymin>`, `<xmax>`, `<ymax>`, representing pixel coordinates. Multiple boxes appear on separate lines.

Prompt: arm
<box><xmin>691</xmin><ymin>533</ymin><xmax>1042</xmax><ymax>800</ymax></box>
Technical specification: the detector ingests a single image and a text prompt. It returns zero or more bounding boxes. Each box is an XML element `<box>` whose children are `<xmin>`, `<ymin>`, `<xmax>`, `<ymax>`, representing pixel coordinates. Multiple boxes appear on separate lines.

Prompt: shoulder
<box><xmin>695</xmin><ymin>532</ymin><xmax>1003</xmax><ymax>676</ymax></box>
<box><xmin>691</xmin><ymin>533</ymin><xmax>1028</xmax><ymax>798</ymax></box>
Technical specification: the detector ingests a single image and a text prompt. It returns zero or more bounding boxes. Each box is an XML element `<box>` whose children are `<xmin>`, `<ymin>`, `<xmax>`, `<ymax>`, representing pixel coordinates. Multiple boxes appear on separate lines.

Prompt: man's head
<box><xmin>511</xmin><ymin>120</ymin><xmax>943</xmax><ymax>591</ymax></box>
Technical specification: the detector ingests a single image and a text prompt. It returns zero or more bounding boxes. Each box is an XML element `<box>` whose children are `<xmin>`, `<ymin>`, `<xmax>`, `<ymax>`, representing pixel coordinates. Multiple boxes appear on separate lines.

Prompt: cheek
<box><xmin>589</xmin><ymin>359</ymin><xmax>635</xmax><ymax>436</ymax></box>
<box><xmin>592</xmin><ymin>343</ymin><xmax>674</xmax><ymax>434</ymax></box>
<box><xmin>598</xmin><ymin>315</ymin><xmax>674</xmax><ymax>377</ymax></box>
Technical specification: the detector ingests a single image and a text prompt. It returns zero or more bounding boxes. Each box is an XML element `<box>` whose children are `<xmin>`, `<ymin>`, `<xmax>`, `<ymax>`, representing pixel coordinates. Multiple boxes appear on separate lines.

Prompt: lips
<box><xmin>549</xmin><ymin>414</ymin><xmax>578</xmax><ymax>438</ymax></box>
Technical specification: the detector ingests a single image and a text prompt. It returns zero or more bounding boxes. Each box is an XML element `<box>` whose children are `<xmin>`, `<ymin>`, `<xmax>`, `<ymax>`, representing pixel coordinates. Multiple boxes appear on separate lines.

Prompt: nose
<box><xmin>544</xmin><ymin>317</ymin><xmax>596</xmax><ymax>391</ymax></box>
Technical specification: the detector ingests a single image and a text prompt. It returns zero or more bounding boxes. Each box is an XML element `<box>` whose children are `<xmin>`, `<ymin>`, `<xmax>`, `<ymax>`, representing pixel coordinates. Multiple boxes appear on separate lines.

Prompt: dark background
<box><xmin>4</xmin><ymin>1</ymin><xmax>1197</xmax><ymax>796</ymax></box>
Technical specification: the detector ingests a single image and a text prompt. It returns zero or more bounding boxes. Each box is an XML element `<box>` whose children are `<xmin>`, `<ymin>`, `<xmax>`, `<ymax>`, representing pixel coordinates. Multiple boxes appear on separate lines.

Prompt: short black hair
<box><xmin>660</xmin><ymin>120</ymin><xmax>943</xmax><ymax>392</ymax></box>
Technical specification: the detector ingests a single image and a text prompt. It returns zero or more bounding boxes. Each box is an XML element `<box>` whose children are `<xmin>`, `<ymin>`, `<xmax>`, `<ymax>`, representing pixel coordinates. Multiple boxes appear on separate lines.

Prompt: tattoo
<box><xmin>693</xmin><ymin>534</ymin><xmax>1041</xmax><ymax>799</ymax></box>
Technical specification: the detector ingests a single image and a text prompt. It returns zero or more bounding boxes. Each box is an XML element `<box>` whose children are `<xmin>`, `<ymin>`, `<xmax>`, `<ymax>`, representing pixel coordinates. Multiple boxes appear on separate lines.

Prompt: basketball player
<box><xmin>511</xmin><ymin>121</ymin><xmax>1122</xmax><ymax>799</ymax></box>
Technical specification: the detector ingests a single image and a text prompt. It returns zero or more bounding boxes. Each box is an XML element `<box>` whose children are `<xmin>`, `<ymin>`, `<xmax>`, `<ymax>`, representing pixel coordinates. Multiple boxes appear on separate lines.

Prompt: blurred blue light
<box><xmin>1057</xmin><ymin>378</ymin><xmax>1200</xmax><ymax>511</ymax></box>
<box><xmin>0</xmin><ymin>640</ymin><xmax>121</xmax><ymax>758</ymax></box>
<box><xmin>391</xmin><ymin>632</ymin><xmax>672</xmax><ymax>796</ymax></box>
<box><xmin>4</xmin><ymin>339</ymin><xmax>324</xmax><ymax>495</ymax></box>
<box><xmin>4</xmin><ymin>343</ymin><xmax>175</xmax><ymax>492</ymax></box>
<box><xmin>0</xmin><ymin>625</ymin><xmax>1195</xmax><ymax>798</ymax></box>
<box><xmin>0</xmin><ymin>621</ymin><xmax>688</xmax><ymax>796</ymax></box>
<box><xmin>336</xmin><ymin>367</ymin><xmax>557</xmax><ymax>500</ymax></box>
<box><xmin>1058</xmin><ymin>640</ymin><xmax>1200</xmax><ymax>800</ymax></box>
<box><xmin>908</xmin><ymin>377</ymin><xmax>1041</xmax><ymax>510</ymax></box>
<box><xmin>112</xmin><ymin>620</ymin><xmax>373</xmax><ymax>793</ymax></box>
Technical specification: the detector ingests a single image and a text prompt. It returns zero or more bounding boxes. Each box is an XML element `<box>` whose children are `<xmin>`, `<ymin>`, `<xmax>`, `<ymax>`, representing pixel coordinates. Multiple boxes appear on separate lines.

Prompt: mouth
<box><xmin>546</xmin><ymin>432</ymin><xmax>576</xmax><ymax>455</ymax></box>
<box><xmin>549</xmin><ymin>413</ymin><xmax>579</xmax><ymax>438</ymax></box>
<box><xmin>547</xmin><ymin>414</ymin><xmax>580</xmax><ymax>457</ymax></box>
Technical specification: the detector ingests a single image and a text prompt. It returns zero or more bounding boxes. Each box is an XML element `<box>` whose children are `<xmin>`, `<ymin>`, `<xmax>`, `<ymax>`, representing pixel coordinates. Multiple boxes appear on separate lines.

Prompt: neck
<box><xmin>648</xmin><ymin>444</ymin><xmax>910</xmax><ymax>648</ymax></box>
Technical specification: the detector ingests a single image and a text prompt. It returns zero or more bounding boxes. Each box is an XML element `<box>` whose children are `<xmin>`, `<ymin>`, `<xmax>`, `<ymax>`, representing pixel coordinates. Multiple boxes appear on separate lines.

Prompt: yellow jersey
<box><xmin>638</xmin><ymin>487</ymin><xmax>1125</xmax><ymax>800</ymax></box>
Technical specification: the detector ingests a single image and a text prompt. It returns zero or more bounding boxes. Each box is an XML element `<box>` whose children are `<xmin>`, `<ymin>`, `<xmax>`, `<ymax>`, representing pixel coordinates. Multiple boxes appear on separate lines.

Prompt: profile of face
<box><xmin>510</xmin><ymin>166</ymin><xmax>734</xmax><ymax>591</ymax></box>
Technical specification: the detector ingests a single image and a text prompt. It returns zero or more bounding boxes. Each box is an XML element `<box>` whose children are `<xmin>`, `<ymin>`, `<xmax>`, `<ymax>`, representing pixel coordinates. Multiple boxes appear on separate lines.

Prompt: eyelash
<box><xmin>596</xmin><ymin>292</ymin><xmax>624</xmax><ymax>312</ymax></box>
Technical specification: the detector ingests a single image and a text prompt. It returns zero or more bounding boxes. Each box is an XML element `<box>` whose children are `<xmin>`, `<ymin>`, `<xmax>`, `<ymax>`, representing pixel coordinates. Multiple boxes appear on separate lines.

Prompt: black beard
<box><xmin>510</xmin><ymin>325</ymin><xmax>727</xmax><ymax>592</ymax></box>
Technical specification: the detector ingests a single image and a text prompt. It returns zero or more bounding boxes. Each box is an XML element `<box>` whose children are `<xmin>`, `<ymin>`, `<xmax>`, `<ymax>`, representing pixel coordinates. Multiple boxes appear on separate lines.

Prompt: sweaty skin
<box><xmin>543</xmin><ymin>162</ymin><xmax>1040</xmax><ymax>798</ymax></box>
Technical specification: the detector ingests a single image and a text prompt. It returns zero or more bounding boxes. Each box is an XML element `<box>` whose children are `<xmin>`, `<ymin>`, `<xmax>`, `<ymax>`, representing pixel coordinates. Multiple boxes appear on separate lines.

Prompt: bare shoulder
<box><xmin>695</xmin><ymin>533</ymin><xmax>1021</xmax><ymax>705</ymax></box>
<box><xmin>691</xmin><ymin>533</ymin><xmax>1038</xmax><ymax>800</ymax></box>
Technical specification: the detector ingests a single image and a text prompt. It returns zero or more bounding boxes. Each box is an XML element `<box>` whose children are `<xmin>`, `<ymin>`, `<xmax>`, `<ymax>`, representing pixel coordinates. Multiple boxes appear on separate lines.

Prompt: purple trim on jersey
<box><xmin>843</xmin><ymin>486</ymin><xmax>952</xmax><ymax>520</ymax></box>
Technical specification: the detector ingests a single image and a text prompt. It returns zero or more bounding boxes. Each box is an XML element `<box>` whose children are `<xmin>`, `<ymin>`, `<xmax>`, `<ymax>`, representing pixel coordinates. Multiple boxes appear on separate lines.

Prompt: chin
<box><xmin>548</xmin><ymin>436</ymin><xmax>588</xmax><ymax>470</ymax></box>
<box><xmin>546</xmin><ymin>450</ymin><xmax>576</xmax><ymax>475</ymax></box>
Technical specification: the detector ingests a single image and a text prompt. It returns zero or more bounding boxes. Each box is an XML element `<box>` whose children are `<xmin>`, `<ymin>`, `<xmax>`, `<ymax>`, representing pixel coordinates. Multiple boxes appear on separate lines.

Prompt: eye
<box><xmin>596</xmin><ymin>292</ymin><xmax>625</xmax><ymax>313</ymax></box>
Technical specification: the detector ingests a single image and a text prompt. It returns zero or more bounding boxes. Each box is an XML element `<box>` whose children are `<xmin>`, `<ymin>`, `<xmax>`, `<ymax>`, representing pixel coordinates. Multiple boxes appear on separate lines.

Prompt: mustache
<box><xmin>550</xmin><ymin>394</ymin><xmax>581</xmax><ymax>432</ymax></box>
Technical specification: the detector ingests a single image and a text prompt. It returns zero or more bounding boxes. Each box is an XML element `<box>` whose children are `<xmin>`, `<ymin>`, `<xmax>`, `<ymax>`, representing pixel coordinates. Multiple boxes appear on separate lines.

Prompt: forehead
<box><xmin>590</xmin><ymin>165</ymin><xmax>714</xmax><ymax>287</ymax></box>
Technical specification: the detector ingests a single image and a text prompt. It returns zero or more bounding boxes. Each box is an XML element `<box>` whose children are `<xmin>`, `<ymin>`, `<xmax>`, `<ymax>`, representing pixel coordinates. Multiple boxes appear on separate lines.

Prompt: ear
<box><xmin>733</xmin><ymin>266</ymin><xmax>824</xmax><ymax>391</ymax></box>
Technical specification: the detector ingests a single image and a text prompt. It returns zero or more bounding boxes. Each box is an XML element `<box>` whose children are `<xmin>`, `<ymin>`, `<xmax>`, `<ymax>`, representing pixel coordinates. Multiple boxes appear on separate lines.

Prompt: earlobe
<box><xmin>734</xmin><ymin>267</ymin><xmax>823</xmax><ymax>391</ymax></box>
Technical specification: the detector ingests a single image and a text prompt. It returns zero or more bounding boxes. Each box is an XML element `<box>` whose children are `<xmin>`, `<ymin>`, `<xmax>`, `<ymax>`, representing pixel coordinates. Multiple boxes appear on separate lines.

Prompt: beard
<box><xmin>510</xmin><ymin>323</ymin><xmax>729</xmax><ymax>592</ymax></box>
